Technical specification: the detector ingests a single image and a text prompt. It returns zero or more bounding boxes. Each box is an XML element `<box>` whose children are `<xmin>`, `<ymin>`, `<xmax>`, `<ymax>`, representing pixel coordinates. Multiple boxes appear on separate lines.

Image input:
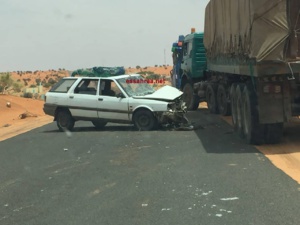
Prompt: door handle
<box><xmin>98</xmin><ymin>98</ymin><xmax>103</xmax><ymax>101</ymax></box>
<box><xmin>69</xmin><ymin>96</ymin><xmax>74</xmax><ymax>99</ymax></box>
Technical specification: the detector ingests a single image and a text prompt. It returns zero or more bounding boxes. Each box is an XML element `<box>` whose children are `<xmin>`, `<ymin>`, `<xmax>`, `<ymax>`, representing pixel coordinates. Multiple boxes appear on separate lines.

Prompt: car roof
<box><xmin>64</xmin><ymin>74</ymin><xmax>141</xmax><ymax>80</ymax></box>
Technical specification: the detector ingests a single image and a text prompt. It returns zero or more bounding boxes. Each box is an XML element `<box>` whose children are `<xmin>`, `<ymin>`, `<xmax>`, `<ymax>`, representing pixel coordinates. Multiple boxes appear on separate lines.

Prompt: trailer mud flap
<box><xmin>257</xmin><ymin>81</ymin><xmax>284</xmax><ymax>124</ymax></box>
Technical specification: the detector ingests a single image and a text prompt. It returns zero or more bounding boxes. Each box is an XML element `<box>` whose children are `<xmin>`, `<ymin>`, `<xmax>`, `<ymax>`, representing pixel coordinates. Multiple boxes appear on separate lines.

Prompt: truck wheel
<box><xmin>230</xmin><ymin>84</ymin><xmax>238</xmax><ymax>131</ymax></box>
<box><xmin>264</xmin><ymin>123</ymin><xmax>283</xmax><ymax>144</ymax></box>
<box><xmin>242</xmin><ymin>84</ymin><xmax>264</xmax><ymax>145</ymax></box>
<box><xmin>56</xmin><ymin>110</ymin><xmax>75</xmax><ymax>132</ymax></box>
<box><xmin>133</xmin><ymin>109</ymin><xmax>157</xmax><ymax>131</ymax></box>
<box><xmin>217</xmin><ymin>84</ymin><xmax>230</xmax><ymax>116</ymax></box>
<box><xmin>236</xmin><ymin>84</ymin><xmax>245</xmax><ymax>138</ymax></box>
<box><xmin>183</xmin><ymin>83</ymin><xmax>199</xmax><ymax>110</ymax></box>
<box><xmin>92</xmin><ymin>120</ymin><xmax>107</xmax><ymax>129</ymax></box>
<box><xmin>206</xmin><ymin>84</ymin><xmax>218</xmax><ymax>114</ymax></box>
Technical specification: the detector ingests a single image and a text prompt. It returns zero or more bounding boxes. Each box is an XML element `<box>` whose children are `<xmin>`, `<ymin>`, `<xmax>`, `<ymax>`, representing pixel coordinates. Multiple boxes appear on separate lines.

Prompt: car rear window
<box><xmin>50</xmin><ymin>79</ymin><xmax>77</xmax><ymax>93</ymax></box>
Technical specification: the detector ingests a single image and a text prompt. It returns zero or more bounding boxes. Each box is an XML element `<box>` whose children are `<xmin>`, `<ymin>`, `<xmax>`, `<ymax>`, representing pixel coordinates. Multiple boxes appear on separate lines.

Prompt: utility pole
<box><xmin>164</xmin><ymin>49</ymin><xmax>166</xmax><ymax>66</ymax></box>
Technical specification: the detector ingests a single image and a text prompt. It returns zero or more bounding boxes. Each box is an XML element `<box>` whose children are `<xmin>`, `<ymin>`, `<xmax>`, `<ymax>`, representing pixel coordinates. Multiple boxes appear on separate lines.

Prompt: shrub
<box><xmin>43</xmin><ymin>83</ymin><xmax>52</xmax><ymax>88</ymax></box>
<box><xmin>23</xmin><ymin>92</ymin><xmax>33</xmax><ymax>98</ymax></box>
<box><xmin>146</xmin><ymin>74</ymin><xmax>160</xmax><ymax>80</ymax></box>
<box><xmin>136</xmin><ymin>65</ymin><xmax>141</xmax><ymax>69</ymax></box>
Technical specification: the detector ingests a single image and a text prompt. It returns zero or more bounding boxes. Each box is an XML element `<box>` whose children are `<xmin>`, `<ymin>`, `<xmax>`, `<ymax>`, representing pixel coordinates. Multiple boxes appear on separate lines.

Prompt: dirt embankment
<box><xmin>0</xmin><ymin>95</ymin><xmax>53</xmax><ymax>141</ymax></box>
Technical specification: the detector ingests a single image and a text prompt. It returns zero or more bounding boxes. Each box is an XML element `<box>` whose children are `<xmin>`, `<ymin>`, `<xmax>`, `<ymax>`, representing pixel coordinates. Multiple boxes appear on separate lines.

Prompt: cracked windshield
<box><xmin>117</xmin><ymin>76</ymin><xmax>155</xmax><ymax>96</ymax></box>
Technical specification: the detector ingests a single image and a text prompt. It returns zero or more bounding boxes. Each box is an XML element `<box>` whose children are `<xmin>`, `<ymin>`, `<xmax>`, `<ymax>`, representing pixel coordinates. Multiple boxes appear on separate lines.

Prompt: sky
<box><xmin>0</xmin><ymin>0</ymin><xmax>210</xmax><ymax>72</ymax></box>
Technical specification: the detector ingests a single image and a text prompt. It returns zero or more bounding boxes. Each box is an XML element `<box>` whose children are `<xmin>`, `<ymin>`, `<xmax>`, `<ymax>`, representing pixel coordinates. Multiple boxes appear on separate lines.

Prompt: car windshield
<box><xmin>116</xmin><ymin>75</ymin><xmax>155</xmax><ymax>97</ymax></box>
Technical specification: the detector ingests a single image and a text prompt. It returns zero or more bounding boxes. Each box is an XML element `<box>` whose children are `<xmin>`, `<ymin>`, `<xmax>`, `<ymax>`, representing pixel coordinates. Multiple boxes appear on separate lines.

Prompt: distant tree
<box><xmin>0</xmin><ymin>73</ymin><xmax>24</xmax><ymax>94</ymax></box>
<box><xmin>0</xmin><ymin>73</ymin><xmax>14</xmax><ymax>94</ymax></box>
<box><xmin>155</xmin><ymin>65</ymin><xmax>158</xmax><ymax>67</ymax></box>
<box><xmin>48</xmin><ymin>78</ymin><xmax>56</xmax><ymax>85</ymax></box>
<box><xmin>23</xmin><ymin>92</ymin><xmax>33</xmax><ymax>98</ymax></box>
<box><xmin>136</xmin><ymin>65</ymin><xmax>141</xmax><ymax>69</ymax></box>
<box><xmin>35</xmin><ymin>78</ymin><xmax>41</xmax><ymax>85</ymax></box>
<box><xmin>12</xmin><ymin>82</ymin><xmax>23</xmax><ymax>92</ymax></box>
<box><xmin>30</xmin><ymin>84</ymin><xmax>37</xmax><ymax>88</ymax></box>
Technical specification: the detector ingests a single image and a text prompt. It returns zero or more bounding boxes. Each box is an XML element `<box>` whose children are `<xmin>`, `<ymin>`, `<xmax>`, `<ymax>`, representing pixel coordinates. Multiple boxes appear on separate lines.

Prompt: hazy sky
<box><xmin>0</xmin><ymin>0</ymin><xmax>210</xmax><ymax>72</ymax></box>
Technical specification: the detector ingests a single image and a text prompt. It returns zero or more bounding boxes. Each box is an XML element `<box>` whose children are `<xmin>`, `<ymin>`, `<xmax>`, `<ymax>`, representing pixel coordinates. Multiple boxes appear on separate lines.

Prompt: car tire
<box><xmin>133</xmin><ymin>109</ymin><xmax>157</xmax><ymax>131</ymax></box>
<box><xmin>92</xmin><ymin>120</ymin><xmax>107</xmax><ymax>129</ymax></box>
<box><xmin>56</xmin><ymin>110</ymin><xmax>75</xmax><ymax>132</ymax></box>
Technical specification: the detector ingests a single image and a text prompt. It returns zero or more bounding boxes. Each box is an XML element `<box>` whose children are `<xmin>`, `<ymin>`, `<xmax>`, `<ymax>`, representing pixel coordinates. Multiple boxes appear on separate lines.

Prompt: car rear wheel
<box><xmin>133</xmin><ymin>109</ymin><xmax>157</xmax><ymax>131</ymax></box>
<box><xmin>56</xmin><ymin>110</ymin><xmax>75</xmax><ymax>132</ymax></box>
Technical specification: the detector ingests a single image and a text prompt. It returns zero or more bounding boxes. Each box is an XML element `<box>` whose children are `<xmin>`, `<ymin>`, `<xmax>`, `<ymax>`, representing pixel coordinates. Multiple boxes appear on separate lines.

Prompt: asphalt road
<box><xmin>1</xmin><ymin>108</ymin><xmax>300</xmax><ymax>225</ymax></box>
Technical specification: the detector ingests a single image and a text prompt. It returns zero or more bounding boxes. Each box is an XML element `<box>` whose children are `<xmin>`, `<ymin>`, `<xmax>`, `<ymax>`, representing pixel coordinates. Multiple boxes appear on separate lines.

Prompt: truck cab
<box><xmin>171</xmin><ymin>29</ymin><xmax>207</xmax><ymax>110</ymax></box>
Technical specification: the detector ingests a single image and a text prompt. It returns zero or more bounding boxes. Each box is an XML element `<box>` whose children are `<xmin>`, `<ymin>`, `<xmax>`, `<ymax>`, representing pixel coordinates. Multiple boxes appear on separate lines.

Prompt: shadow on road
<box><xmin>186</xmin><ymin>108</ymin><xmax>260</xmax><ymax>154</ymax></box>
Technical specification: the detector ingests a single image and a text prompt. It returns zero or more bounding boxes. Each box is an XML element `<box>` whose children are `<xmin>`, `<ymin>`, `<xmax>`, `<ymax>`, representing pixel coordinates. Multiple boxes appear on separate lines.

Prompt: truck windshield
<box><xmin>116</xmin><ymin>75</ymin><xmax>155</xmax><ymax>97</ymax></box>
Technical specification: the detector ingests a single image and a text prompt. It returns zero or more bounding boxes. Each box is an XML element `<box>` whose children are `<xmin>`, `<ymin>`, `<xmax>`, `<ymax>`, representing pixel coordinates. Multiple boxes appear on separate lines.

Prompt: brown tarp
<box><xmin>204</xmin><ymin>0</ymin><xmax>300</xmax><ymax>62</ymax></box>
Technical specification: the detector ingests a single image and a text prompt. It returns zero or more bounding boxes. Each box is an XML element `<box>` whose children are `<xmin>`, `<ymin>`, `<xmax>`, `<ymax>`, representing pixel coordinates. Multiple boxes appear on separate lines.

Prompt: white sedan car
<box><xmin>43</xmin><ymin>74</ymin><xmax>188</xmax><ymax>131</ymax></box>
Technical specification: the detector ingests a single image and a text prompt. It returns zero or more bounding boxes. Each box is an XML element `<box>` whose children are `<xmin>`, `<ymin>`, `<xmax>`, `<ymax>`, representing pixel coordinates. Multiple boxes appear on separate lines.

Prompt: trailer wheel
<box><xmin>236</xmin><ymin>84</ymin><xmax>245</xmax><ymax>138</ymax></box>
<box><xmin>206</xmin><ymin>84</ymin><xmax>218</xmax><ymax>114</ymax></box>
<box><xmin>182</xmin><ymin>83</ymin><xmax>199</xmax><ymax>110</ymax></box>
<box><xmin>217</xmin><ymin>84</ymin><xmax>230</xmax><ymax>116</ymax></box>
<box><xmin>230</xmin><ymin>84</ymin><xmax>238</xmax><ymax>131</ymax></box>
<box><xmin>242</xmin><ymin>84</ymin><xmax>264</xmax><ymax>145</ymax></box>
<box><xmin>264</xmin><ymin>123</ymin><xmax>283</xmax><ymax>144</ymax></box>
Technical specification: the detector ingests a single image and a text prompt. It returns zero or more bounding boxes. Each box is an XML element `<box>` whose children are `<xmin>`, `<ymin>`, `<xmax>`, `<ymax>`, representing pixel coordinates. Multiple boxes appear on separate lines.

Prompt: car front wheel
<box><xmin>133</xmin><ymin>109</ymin><xmax>157</xmax><ymax>131</ymax></box>
<box><xmin>56</xmin><ymin>110</ymin><xmax>75</xmax><ymax>132</ymax></box>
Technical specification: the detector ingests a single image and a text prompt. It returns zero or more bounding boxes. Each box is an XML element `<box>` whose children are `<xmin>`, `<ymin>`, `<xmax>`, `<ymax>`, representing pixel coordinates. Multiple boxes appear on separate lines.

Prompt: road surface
<box><xmin>0</xmin><ymin>108</ymin><xmax>300</xmax><ymax>225</ymax></box>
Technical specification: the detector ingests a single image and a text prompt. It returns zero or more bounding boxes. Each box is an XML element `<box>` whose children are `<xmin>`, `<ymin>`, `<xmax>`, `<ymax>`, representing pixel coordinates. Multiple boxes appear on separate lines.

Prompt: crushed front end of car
<box><xmin>156</xmin><ymin>96</ymin><xmax>193</xmax><ymax>129</ymax></box>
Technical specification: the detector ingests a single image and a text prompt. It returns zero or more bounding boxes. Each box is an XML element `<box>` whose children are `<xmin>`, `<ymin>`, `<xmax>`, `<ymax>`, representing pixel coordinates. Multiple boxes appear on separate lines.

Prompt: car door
<box><xmin>68</xmin><ymin>78</ymin><xmax>99</xmax><ymax>119</ymax></box>
<box><xmin>97</xmin><ymin>79</ymin><xmax>129</xmax><ymax>121</ymax></box>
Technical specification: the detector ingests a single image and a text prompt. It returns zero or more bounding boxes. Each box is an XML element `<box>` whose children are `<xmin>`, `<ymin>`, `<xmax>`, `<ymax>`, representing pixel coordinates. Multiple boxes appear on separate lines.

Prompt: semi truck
<box><xmin>171</xmin><ymin>0</ymin><xmax>300</xmax><ymax>144</ymax></box>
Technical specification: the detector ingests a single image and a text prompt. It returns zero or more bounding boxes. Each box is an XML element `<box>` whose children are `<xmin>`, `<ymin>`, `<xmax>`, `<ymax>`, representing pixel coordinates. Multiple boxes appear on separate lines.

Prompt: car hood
<box><xmin>133</xmin><ymin>85</ymin><xmax>183</xmax><ymax>101</ymax></box>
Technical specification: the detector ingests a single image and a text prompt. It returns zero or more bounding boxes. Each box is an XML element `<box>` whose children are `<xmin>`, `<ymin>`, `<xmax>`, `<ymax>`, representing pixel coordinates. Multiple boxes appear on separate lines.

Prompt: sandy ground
<box><xmin>0</xmin><ymin>95</ymin><xmax>53</xmax><ymax>141</ymax></box>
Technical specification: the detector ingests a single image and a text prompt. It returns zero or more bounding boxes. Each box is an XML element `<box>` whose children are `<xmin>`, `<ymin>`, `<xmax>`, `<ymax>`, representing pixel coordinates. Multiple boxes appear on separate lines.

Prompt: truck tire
<box><xmin>242</xmin><ymin>84</ymin><xmax>265</xmax><ymax>145</ymax></box>
<box><xmin>183</xmin><ymin>83</ymin><xmax>199</xmax><ymax>110</ymax></box>
<box><xmin>56</xmin><ymin>110</ymin><xmax>75</xmax><ymax>132</ymax></box>
<box><xmin>217</xmin><ymin>84</ymin><xmax>231</xmax><ymax>116</ymax></box>
<box><xmin>206</xmin><ymin>83</ymin><xmax>218</xmax><ymax>114</ymax></box>
<box><xmin>133</xmin><ymin>109</ymin><xmax>158</xmax><ymax>131</ymax></box>
<box><xmin>264</xmin><ymin>123</ymin><xmax>283</xmax><ymax>144</ymax></box>
<box><xmin>236</xmin><ymin>84</ymin><xmax>245</xmax><ymax>138</ymax></box>
<box><xmin>230</xmin><ymin>84</ymin><xmax>238</xmax><ymax>131</ymax></box>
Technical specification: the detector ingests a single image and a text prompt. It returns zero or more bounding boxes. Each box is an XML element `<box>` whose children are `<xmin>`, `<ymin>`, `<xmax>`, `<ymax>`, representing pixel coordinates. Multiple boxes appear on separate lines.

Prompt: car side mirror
<box><xmin>116</xmin><ymin>93</ymin><xmax>125</xmax><ymax>98</ymax></box>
